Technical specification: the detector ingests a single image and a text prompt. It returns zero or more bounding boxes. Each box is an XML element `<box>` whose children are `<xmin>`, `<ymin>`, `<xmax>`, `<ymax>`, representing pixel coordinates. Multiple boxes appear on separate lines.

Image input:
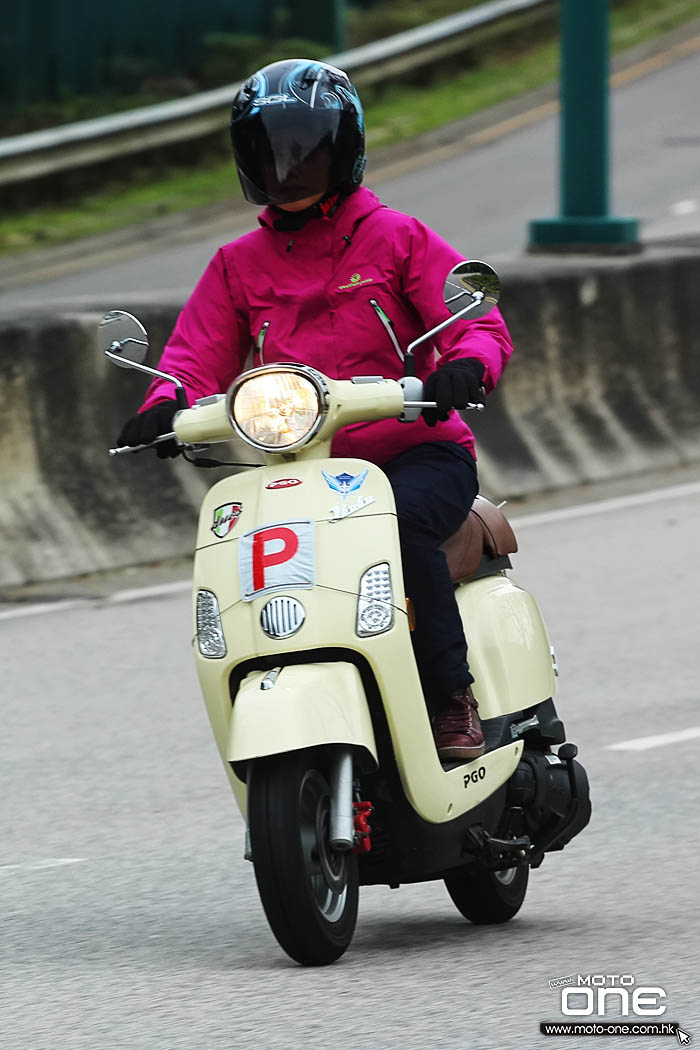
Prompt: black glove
<box><xmin>116</xmin><ymin>400</ymin><xmax>179</xmax><ymax>459</ymax></box>
<box><xmin>423</xmin><ymin>358</ymin><xmax>486</xmax><ymax>427</ymax></box>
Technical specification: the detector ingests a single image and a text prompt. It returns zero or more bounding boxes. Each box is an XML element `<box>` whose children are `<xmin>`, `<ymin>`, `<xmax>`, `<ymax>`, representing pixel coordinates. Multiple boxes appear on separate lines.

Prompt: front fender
<box><xmin>228</xmin><ymin>661</ymin><xmax>377</xmax><ymax>769</ymax></box>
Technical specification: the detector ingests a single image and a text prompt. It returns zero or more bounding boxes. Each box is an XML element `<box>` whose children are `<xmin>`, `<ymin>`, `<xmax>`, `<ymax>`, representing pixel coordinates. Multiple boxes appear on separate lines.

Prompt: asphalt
<box><xmin>3</xmin><ymin>473</ymin><xmax>700</xmax><ymax>1049</ymax></box>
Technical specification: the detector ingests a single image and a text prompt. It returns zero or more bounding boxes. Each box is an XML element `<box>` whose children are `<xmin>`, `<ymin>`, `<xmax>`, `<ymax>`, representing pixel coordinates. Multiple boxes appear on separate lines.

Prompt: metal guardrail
<box><xmin>0</xmin><ymin>0</ymin><xmax>554</xmax><ymax>189</ymax></box>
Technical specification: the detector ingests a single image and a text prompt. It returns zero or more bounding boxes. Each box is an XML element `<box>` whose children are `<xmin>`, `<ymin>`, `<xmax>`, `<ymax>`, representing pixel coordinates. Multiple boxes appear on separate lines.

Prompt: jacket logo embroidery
<box><xmin>337</xmin><ymin>272</ymin><xmax>375</xmax><ymax>292</ymax></box>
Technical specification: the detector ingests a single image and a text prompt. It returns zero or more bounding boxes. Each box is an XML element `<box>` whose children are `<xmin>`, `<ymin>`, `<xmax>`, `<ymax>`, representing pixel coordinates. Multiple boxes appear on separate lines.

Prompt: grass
<box><xmin>346</xmin><ymin>0</ymin><xmax>488</xmax><ymax>47</ymax></box>
<box><xmin>2</xmin><ymin>0</ymin><xmax>700</xmax><ymax>256</ymax></box>
<box><xmin>0</xmin><ymin>160</ymin><xmax>238</xmax><ymax>252</ymax></box>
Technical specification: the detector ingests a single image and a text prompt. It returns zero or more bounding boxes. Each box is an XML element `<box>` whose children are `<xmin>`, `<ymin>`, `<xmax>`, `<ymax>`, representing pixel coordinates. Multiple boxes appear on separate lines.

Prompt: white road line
<box><xmin>671</xmin><ymin>199</ymin><xmax>699</xmax><ymax>216</ymax></box>
<box><xmin>0</xmin><ymin>579</ymin><xmax>191</xmax><ymax>622</ymax></box>
<box><xmin>110</xmin><ymin>579</ymin><xmax>191</xmax><ymax>603</ymax></box>
<box><xmin>0</xmin><ymin>858</ymin><xmax>86</xmax><ymax>873</ymax></box>
<box><xmin>0</xmin><ymin>598</ymin><xmax>87</xmax><ymax>621</ymax></box>
<box><xmin>510</xmin><ymin>479</ymin><xmax>700</xmax><ymax>529</ymax></box>
<box><xmin>607</xmin><ymin>727</ymin><xmax>700</xmax><ymax>752</ymax></box>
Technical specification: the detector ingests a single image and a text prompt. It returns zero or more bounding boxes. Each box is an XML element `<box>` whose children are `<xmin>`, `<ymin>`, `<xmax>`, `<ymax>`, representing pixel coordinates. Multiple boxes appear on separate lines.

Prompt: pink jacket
<box><xmin>142</xmin><ymin>187</ymin><xmax>513</xmax><ymax>465</ymax></box>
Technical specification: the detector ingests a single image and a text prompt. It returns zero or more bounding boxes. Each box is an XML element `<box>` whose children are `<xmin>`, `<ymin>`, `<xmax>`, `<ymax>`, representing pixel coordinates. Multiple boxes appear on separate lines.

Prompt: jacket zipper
<box><xmin>369</xmin><ymin>299</ymin><xmax>404</xmax><ymax>361</ymax></box>
<box><xmin>257</xmin><ymin>321</ymin><xmax>270</xmax><ymax>364</ymax></box>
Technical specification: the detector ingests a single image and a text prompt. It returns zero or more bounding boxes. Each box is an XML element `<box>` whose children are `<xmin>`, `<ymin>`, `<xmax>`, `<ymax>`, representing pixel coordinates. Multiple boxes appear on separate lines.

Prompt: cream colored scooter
<box><xmin>101</xmin><ymin>262</ymin><xmax>590</xmax><ymax>967</ymax></box>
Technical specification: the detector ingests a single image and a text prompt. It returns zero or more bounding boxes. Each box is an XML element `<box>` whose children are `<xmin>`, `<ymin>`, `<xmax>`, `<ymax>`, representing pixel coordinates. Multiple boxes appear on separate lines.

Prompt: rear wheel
<box><xmin>247</xmin><ymin>749</ymin><xmax>359</xmax><ymax>966</ymax></box>
<box><xmin>444</xmin><ymin>863</ymin><xmax>529</xmax><ymax>924</ymax></box>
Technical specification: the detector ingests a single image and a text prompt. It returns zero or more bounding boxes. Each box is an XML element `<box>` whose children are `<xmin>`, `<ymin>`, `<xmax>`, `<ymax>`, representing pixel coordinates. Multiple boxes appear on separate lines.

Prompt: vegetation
<box><xmin>2</xmin><ymin>0</ymin><xmax>700</xmax><ymax>254</ymax></box>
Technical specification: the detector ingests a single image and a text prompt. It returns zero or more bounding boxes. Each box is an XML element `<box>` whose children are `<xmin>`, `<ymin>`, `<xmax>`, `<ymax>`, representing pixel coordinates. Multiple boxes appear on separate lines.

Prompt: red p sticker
<box><xmin>252</xmin><ymin>527</ymin><xmax>299</xmax><ymax>591</ymax></box>
<box><xmin>239</xmin><ymin>519</ymin><xmax>315</xmax><ymax>601</ymax></box>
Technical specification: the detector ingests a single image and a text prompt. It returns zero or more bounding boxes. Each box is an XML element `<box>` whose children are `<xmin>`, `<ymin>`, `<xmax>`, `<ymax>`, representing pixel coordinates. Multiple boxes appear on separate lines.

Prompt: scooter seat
<box><xmin>440</xmin><ymin>496</ymin><xmax>518</xmax><ymax>583</ymax></box>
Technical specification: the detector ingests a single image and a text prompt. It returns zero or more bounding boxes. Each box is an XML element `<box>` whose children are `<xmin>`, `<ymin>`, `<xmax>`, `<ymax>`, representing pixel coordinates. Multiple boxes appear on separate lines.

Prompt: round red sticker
<box><xmin>266</xmin><ymin>478</ymin><xmax>302</xmax><ymax>490</ymax></box>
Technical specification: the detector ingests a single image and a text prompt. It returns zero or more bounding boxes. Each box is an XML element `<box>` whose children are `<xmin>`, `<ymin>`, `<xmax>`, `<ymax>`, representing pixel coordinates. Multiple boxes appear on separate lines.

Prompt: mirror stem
<box><xmin>104</xmin><ymin>349</ymin><xmax>188</xmax><ymax>408</ymax></box>
<box><xmin>406</xmin><ymin>293</ymin><xmax>485</xmax><ymax>358</ymax></box>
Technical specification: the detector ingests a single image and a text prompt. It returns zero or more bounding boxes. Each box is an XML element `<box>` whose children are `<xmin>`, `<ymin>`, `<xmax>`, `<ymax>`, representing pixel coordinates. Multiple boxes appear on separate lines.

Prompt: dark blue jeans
<box><xmin>383</xmin><ymin>441</ymin><xmax>479</xmax><ymax>709</ymax></box>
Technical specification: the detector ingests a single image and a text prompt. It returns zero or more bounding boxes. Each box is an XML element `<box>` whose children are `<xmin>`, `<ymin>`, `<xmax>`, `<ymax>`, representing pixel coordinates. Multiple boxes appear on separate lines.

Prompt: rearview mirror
<box><xmin>99</xmin><ymin>310</ymin><xmax>149</xmax><ymax>368</ymax></box>
<box><xmin>443</xmin><ymin>261</ymin><xmax>500</xmax><ymax>318</ymax></box>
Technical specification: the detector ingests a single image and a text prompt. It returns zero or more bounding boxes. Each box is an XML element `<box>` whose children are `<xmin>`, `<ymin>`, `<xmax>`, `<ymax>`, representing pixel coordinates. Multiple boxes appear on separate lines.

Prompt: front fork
<box><xmin>329</xmin><ymin>748</ymin><xmax>374</xmax><ymax>854</ymax></box>
<box><xmin>329</xmin><ymin>749</ymin><xmax>355</xmax><ymax>850</ymax></box>
<box><xmin>244</xmin><ymin>747</ymin><xmax>373</xmax><ymax>861</ymax></box>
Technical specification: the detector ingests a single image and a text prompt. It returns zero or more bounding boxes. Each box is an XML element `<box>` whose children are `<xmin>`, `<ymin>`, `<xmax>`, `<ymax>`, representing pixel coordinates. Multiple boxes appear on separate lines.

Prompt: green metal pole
<box><xmin>529</xmin><ymin>0</ymin><xmax>639</xmax><ymax>252</ymax></box>
<box><xmin>561</xmin><ymin>0</ymin><xmax>609</xmax><ymax>217</ymax></box>
<box><xmin>333</xmin><ymin>0</ymin><xmax>347</xmax><ymax>53</ymax></box>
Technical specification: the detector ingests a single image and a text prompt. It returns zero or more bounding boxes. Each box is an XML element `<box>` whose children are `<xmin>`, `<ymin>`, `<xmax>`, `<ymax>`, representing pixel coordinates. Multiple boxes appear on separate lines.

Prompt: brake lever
<box><xmin>403</xmin><ymin>401</ymin><xmax>485</xmax><ymax>412</ymax></box>
<box><xmin>108</xmin><ymin>431</ymin><xmax>179</xmax><ymax>456</ymax></box>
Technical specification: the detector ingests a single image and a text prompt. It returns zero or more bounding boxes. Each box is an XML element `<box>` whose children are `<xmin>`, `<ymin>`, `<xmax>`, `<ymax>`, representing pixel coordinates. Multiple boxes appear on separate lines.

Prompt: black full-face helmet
<box><xmin>230</xmin><ymin>59</ymin><xmax>366</xmax><ymax>206</ymax></box>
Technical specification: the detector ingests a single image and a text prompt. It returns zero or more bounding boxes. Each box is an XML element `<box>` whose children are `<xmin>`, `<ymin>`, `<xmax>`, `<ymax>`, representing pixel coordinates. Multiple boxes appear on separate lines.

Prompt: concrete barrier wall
<box><xmin>0</xmin><ymin>305</ymin><xmax>206</xmax><ymax>587</ymax></box>
<box><xmin>476</xmin><ymin>244</ymin><xmax>700</xmax><ymax>497</ymax></box>
<box><xmin>2</xmin><ymin>242</ymin><xmax>700</xmax><ymax>587</ymax></box>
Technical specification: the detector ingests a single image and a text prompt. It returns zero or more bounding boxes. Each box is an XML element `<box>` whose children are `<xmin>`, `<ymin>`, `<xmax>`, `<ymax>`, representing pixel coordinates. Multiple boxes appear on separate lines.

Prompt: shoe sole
<box><xmin>437</xmin><ymin>744</ymin><xmax>486</xmax><ymax>762</ymax></box>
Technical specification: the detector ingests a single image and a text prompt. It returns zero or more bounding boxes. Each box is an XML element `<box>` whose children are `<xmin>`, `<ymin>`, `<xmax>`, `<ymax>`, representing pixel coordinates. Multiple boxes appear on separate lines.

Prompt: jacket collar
<box><xmin>257</xmin><ymin>186</ymin><xmax>385</xmax><ymax>240</ymax></box>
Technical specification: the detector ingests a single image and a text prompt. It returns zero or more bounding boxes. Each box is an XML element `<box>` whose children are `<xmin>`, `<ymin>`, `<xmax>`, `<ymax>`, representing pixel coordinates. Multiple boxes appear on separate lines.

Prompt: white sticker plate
<box><xmin>238</xmin><ymin>519</ymin><xmax>315</xmax><ymax>602</ymax></box>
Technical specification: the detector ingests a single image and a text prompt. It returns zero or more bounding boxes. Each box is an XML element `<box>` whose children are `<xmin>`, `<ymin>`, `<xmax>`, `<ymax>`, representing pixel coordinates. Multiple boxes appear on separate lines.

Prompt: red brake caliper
<box><xmin>352</xmin><ymin>801</ymin><xmax>373</xmax><ymax>853</ymax></box>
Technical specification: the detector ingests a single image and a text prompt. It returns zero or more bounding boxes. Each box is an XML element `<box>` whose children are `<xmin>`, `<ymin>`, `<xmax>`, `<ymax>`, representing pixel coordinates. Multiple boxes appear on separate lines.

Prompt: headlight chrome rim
<box><xmin>226</xmin><ymin>364</ymin><xmax>328</xmax><ymax>453</ymax></box>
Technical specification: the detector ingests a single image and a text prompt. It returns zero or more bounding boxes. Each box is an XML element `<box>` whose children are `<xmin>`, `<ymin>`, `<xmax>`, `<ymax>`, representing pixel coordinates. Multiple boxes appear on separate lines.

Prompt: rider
<box><xmin>116</xmin><ymin>59</ymin><xmax>514</xmax><ymax>762</ymax></box>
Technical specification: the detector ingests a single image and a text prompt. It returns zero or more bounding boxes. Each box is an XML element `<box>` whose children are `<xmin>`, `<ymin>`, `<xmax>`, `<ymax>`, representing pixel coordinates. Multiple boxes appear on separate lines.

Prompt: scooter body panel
<box><xmin>455</xmin><ymin>575</ymin><xmax>557</xmax><ymax>715</ymax></box>
<box><xmin>227</xmin><ymin>662</ymin><xmax>377</xmax><ymax>766</ymax></box>
<box><xmin>192</xmin><ymin>457</ymin><xmax>541</xmax><ymax>826</ymax></box>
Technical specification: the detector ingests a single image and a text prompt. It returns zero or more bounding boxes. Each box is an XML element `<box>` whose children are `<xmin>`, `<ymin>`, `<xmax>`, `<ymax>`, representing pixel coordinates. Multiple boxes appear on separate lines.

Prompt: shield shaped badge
<box><xmin>211</xmin><ymin>502</ymin><xmax>242</xmax><ymax>539</ymax></box>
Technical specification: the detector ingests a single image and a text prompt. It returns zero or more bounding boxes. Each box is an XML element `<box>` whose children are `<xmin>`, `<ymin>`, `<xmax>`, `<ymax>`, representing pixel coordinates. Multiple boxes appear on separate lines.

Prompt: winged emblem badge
<box><xmin>321</xmin><ymin>469</ymin><xmax>375</xmax><ymax>523</ymax></box>
<box><xmin>321</xmin><ymin>469</ymin><xmax>368</xmax><ymax>499</ymax></box>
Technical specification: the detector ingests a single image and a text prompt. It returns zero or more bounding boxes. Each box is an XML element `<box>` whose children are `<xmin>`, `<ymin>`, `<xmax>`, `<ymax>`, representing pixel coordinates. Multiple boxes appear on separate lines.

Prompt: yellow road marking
<box><xmin>466</xmin><ymin>102</ymin><xmax>559</xmax><ymax>148</ymax></box>
<box><xmin>611</xmin><ymin>31</ymin><xmax>700</xmax><ymax>87</ymax></box>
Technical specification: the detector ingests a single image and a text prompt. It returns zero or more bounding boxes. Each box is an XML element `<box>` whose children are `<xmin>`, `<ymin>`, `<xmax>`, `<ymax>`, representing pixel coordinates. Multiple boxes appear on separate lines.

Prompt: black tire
<box><xmin>444</xmin><ymin>863</ymin><xmax>529</xmax><ymax>924</ymax></box>
<box><xmin>247</xmin><ymin>749</ymin><xmax>359</xmax><ymax>966</ymax></box>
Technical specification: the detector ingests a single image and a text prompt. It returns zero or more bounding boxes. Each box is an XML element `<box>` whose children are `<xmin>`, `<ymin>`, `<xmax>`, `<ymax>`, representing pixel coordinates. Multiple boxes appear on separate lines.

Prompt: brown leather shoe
<box><xmin>432</xmin><ymin>686</ymin><xmax>486</xmax><ymax>762</ymax></box>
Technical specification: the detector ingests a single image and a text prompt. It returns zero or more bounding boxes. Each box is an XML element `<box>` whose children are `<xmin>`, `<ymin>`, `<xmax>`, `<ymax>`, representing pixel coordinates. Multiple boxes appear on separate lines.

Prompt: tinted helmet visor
<box><xmin>232</xmin><ymin>106</ymin><xmax>341</xmax><ymax>205</ymax></box>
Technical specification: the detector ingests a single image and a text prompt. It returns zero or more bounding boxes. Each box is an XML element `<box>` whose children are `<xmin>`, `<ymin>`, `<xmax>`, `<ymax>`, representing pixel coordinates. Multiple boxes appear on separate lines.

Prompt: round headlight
<box><xmin>227</xmin><ymin>366</ymin><xmax>326</xmax><ymax>452</ymax></box>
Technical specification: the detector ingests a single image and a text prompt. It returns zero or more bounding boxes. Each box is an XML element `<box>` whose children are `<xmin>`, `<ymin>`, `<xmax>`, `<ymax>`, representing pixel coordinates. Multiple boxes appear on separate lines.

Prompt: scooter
<box><xmin>100</xmin><ymin>261</ymin><xmax>591</xmax><ymax>967</ymax></box>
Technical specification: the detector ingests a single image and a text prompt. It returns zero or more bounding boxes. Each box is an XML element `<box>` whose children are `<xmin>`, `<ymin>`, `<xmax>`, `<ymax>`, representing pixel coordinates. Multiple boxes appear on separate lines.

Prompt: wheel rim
<box><xmin>494</xmin><ymin>865</ymin><xmax>518</xmax><ymax>886</ymax></box>
<box><xmin>299</xmin><ymin>770</ymin><xmax>348</xmax><ymax>923</ymax></box>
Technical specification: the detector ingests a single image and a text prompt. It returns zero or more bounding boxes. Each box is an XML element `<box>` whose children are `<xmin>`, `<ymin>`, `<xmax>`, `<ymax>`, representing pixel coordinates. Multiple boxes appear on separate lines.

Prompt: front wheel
<box><xmin>444</xmin><ymin>863</ymin><xmax>529</xmax><ymax>924</ymax></box>
<box><xmin>247</xmin><ymin>749</ymin><xmax>359</xmax><ymax>966</ymax></box>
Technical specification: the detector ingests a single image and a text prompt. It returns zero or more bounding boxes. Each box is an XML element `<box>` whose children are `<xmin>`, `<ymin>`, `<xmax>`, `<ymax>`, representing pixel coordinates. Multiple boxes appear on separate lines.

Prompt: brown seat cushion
<box><xmin>440</xmin><ymin>496</ymin><xmax>518</xmax><ymax>584</ymax></box>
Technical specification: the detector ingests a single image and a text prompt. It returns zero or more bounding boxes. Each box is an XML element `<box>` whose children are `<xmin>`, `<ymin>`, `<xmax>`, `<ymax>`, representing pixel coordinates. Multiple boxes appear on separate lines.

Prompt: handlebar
<box><xmin>108</xmin><ymin>390</ymin><xmax>484</xmax><ymax>456</ymax></box>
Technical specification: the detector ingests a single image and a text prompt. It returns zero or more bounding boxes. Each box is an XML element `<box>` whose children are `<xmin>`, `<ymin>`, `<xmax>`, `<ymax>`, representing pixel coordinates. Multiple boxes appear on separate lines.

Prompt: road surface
<box><xmin>3</xmin><ymin>475</ymin><xmax>700</xmax><ymax>1049</ymax></box>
